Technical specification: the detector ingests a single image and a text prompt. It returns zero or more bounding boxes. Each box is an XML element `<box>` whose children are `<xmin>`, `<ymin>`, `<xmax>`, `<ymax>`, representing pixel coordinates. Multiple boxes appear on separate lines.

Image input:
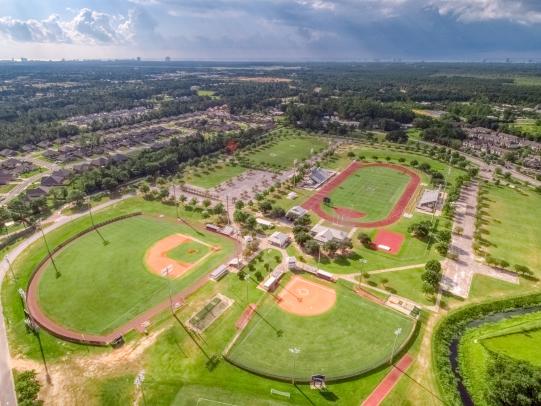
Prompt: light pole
<box><xmin>289</xmin><ymin>347</ymin><xmax>301</xmax><ymax>384</ymax></box>
<box><xmin>39</xmin><ymin>221</ymin><xmax>60</xmax><ymax>278</ymax></box>
<box><xmin>134</xmin><ymin>369</ymin><xmax>146</xmax><ymax>406</ymax></box>
<box><xmin>161</xmin><ymin>265</ymin><xmax>174</xmax><ymax>313</ymax></box>
<box><xmin>389</xmin><ymin>327</ymin><xmax>402</xmax><ymax>365</ymax></box>
<box><xmin>359</xmin><ymin>259</ymin><xmax>368</xmax><ymax>287</ymax></box>
<box><xmin>5</xmin><ymin>255</ymin><xmax>16</xmax><ymax>281</ymax></box>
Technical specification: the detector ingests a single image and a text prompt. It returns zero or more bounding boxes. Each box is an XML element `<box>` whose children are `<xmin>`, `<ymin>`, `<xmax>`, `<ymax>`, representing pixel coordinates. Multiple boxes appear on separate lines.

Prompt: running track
<box><xmin>302</xmin><ymin>162</ymin><xmax>421</xmax><ymax>228</ymax></box>
<box><xmin>361</xmin><ymin>354</ymin><xmax>414</xmax><ymax>406</ymax></box>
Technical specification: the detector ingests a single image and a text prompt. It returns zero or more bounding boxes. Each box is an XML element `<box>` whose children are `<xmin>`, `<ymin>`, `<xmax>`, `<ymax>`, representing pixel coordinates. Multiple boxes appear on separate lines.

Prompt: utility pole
<box><xmin>5</xmin><ymin>256</ymin><xmax>16</xmax><ymax>281</ymax></box>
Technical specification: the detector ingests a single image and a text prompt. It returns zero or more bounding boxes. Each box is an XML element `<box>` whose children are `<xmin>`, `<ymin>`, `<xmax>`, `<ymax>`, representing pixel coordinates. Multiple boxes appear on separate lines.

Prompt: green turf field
<box><xmin>483</xmin><ymin>184</ymin><xmax>541</xmax><ymax>275</ymax></box>
<box><xmin>244</xmin><ymin>135</ymin><xmax>328</xmax><ymax>170</ymax></box>
<box><xmin>227</xmin><ymin>279</ymin><xmax>414</xmax><ymax>380</ymax></box>
<box><xmin>37</xmin><ymin>215</ymin><xmax>235</xmax><ymax>335</ymax></box>
<box><xmin>325</xmin><ymin>166</ymin><xmax>411</xmax><ymax>222</ymax></box>
<box><xmin>184</xmin><ymin>163</ymin><xmax>246</xmax><ymax>189</ymax></box>
<box><xmin>167</xmin><ymin>239</ymin><xmax>210</xmax><ymax>263</ymax></box>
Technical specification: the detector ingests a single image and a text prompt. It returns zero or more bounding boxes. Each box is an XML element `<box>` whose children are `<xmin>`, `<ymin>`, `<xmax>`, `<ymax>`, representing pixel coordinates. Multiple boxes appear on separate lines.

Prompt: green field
<box><xmin>369</xmin><ymin>268</ymin><xmax>433</xmax><ymax>306</ymax></box>
<box><xmin>244</xmin><ymin>135</ymin><xmax>328</xmax><ymax>170</ymax></box>
<box><xmin>167</xmin><ymin>239</ymin><xmax>210</xmax><ymax>263</ymax></box>
<box><xmin>183</xmin><ymin>163</ymin><xmax>246</xmax><ymax>189</ymax></box>
<box><xmin>37</xmin><ymin>215</ymin><xmax>235</xmax><ymax>335</ymax></box>
<box><xmin>510</xmin><ymin>118</ymin><xmax>541</xmax><ymax>139</ymax></box>
<box><xmin>483</xmin><ymin>184</ymin><xmax>541</xmax><ymax>275</ymax></box>
<box><xmin>459</xmin><ymin>311</ymin><xmax>541</xmax><ymax>405</ymax></box>
<box><xmin>227</xmin><ymin>279</ymin><xmax>414</xmax><ymax>380</ymax></box>
<box><xmin>324</xmin><ymin>166</ymin><xmax>411</xmax><ymax>222</ymax></box>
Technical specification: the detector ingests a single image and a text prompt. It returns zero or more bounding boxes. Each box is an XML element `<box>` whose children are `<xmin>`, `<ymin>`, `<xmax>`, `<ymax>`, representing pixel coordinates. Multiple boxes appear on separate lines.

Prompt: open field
<box><xmin>242</xmin><ymin>134</ymin><xmax>328</xmax><ymax>170</ymax></box>
<box><xmin>510</xmin><ymin>118</ymin><xmax>541</xmax><ymax>139</ymax></box>
<box><xmin>36</xmin><ymin>214</ymin><xmax>236</xmax><ymax>335</ymax></box>
<box><xmin>459</xmin><ymin>310</ymin><xmax>541</xmax><ymax>406</ymax></box>
<box><xmin>323</xmin><ymin>165</ymin><xmax>411</xmax><ymax>222</ymax></box>
<box><xmin>183</xmin><ymin>163</ymin><xmax>246</xmax><ymax>189</ymax></box>
<box><xmin>369</xmin><ymin>268</ymin><xmax>434</xmax><ymax>306</ymax></box>
<box><xmin>227</xmin><ymin>278</ymin><xmax>414</xmax><ymax>380</ymax></box>
<box><xmin>482</xmin><ymin>184</ymin><xmax>541</xmax><ymax>275</ymax></box>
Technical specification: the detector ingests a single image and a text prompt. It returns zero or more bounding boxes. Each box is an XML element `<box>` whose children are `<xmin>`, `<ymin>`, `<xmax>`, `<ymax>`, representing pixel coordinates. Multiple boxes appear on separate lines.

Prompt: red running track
<box><xmin>361</xmin><ymin>354</ymin><xmax>414</xmax><ymax>406</ymax></box>
<box><xmin>25</xmin><ymin>222</ymin><xmax>242</xmax><ymax>346</ymax></box>
<box><xmin>302</xmin><ymin>162</ymin><xmax>421</xmax><ymax>228</ymax></box>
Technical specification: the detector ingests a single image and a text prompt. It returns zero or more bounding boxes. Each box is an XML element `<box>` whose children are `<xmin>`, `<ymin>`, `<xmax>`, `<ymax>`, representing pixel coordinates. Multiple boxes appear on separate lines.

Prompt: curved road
<box><xmin>0</xmin><ymin>195</ymin><xmax>132</xmax><ymax>406</ymax></box>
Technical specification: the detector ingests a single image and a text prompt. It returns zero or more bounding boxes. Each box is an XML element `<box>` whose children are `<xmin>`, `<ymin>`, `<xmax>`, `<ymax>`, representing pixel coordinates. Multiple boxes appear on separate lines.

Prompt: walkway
<box><xmin>441</xmin><ymin>181</ymin><xmax>518</xmax><ymax>298</ymax></box>
<box><xmin>361</xmin><ymin>354</ymin><xmax>413</xmax><ymax>406</ymax></box>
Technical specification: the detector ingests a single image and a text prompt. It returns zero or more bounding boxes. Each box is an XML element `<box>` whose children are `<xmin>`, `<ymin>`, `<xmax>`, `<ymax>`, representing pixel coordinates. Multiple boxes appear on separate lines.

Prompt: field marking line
<box><xmin>196</xmin><ymin>398</ymin><xmax>239</xmax><ymax>406</ymax></box>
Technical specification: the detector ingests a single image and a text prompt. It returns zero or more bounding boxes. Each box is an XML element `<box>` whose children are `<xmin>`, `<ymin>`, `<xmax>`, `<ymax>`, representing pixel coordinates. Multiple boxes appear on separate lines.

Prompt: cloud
<box><xmin>0</xmin><ymin>7</ymin><xmax>160</xmax><ymax>45</ymax></box>
<box><xmin>430</xmin><ymin>0</ymin><xmax>541</xmax><ymax>24</ymax></box>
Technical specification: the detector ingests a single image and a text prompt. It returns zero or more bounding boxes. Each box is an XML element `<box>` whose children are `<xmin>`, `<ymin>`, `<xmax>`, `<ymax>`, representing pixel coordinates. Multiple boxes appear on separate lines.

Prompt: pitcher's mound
<box><xmin>277</xmin><ymin>276</ymin><xmax>336</xmax><ymax>316</ymax></box>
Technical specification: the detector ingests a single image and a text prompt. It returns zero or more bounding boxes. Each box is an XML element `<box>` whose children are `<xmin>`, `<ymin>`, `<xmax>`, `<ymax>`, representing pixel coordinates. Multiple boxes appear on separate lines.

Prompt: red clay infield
<box><xmin>145</xmin><ymin>234</ymin><xmax>193</xmax><ymax>278</ymax></box>
<box><xmin>277</xmin><ymin>276</ymin><xmax>336</xmax><ymax>316</ymax></box>
<box><xmin>302</xmin><ymin>162</ymin><xmax>420</xmax><ymax>228</ymax></box>
<box><xmin>373</xmin><ymin>230</ymin><xmax>405</xmax><ymax>255</ymax></box>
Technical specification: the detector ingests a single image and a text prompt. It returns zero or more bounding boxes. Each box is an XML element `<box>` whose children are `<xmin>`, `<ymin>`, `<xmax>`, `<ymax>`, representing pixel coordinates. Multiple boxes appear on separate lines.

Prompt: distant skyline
<box><xmin>0</xmin><ymin>1</ymin><xmax>540</xmax><ymax>61</ymax></box>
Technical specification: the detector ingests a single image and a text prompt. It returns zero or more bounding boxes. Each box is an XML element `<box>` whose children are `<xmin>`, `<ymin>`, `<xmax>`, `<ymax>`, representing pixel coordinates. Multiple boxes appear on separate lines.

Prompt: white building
<box><xmin>310</xmin><ymin>224</ymin><xmax>348</xmax><ymax>244</ymax></box>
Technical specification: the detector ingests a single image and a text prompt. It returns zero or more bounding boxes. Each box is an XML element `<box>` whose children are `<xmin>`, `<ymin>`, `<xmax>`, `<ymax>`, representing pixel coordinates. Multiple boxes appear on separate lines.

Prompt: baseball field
<box><xmin>226</xmin><ymin>276</ymin><xmax>415</xmax><ymax>381</ymax></box>
<box><xmin>35</xmin><ymin>215</ymin><xmax>237</xmax><ymax>335</ymax></box>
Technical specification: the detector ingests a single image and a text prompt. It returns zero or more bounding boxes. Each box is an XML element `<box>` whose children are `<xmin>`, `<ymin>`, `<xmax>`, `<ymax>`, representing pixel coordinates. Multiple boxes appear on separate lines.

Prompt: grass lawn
<box><xmin>459</xmin><ymin>310</ymin><xmax>541</xmax><ymax>406</ymax></box>
<box><xmin>368</xmin><ymin>268</ymin><xmax>434</xmax><ymax>306</ymax></box>
<box><xmin>183</xmin><ymin>163</ymin><xmax>246</xmax><ymax>189</ymax></box>
<box><xmin>227</xmin><ymin>279</ymin><xmax>414</xmax><ymax>380</ymax></box>
<box><xmin>166</xmin><ymin>239</ymin><xmax>210</xmax><ymax>263</ymax></box>
<box><xmin>483</xmin><ymin>184</ymin><xmax>541</xmax><ymax>275</ymax></box>
<box><xmin>0</xmin><ymin>183</ymin><xmax>17</xmax><ymax>194</ymax></box>
<box><xmin>324</xmin><ymin>165</ymin><xmax>411</xmax><ymax>222</ymax></box>
<box><xmin>197</xmin><ymin>89</ymin><xmax>220</xmax><ymax>99</ymax></box>
<box><xmin>510</xmin><ymin>118</ymin><xmax>541</xmax><ymax>140</ymax></box>
<box><xmin>243</xmin><ymin>134</ymin><xmax>328</xmax><ymax>170</ymax></box>
<box><xmin>37</xmin><ymin>214</ymin><xmax>236</xmax><ymax>335</ymax></box>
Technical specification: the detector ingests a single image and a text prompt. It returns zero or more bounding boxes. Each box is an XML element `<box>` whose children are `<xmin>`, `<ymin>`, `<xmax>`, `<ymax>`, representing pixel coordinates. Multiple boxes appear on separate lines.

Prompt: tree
<box><xmin>14</xmin><ymin>370</ymin><xmax>42</xmax><ymax>406</ymax></box>
<box><xmin>68</xmin><ymin>189</ymin><xmax>86</xmax><ymax>208</ymax></box>
<box><xmin>259</xmin><ymin>200</ymin><xmax>272</xmax><ymax>213</ymax></box>
<box><xmin>270</xmin><ymin>206</ymin><xmax>286</xmax><ymax>218</ymax></box>
<box><xmin>213</xmin><ymin>202</ymin><xmax>225</xmax><ymax>214</ymax></box>
<box><xmin>294</xmin><ymin>231</ymin><xmax>311</xmax><ymax>245</ymax></box>
<box><xmin>513</xmin><ymin>264</ymin><xmax>533</xmax><ymax>277</ymax></box>
<box><xmin>425</xmin><ymin>259</ymin><xmax>442</xmax><ymax>273</ymax></box>
<box><xmin>408</xmin><ymin>221</ymin><xmax>432</xmax><ymax>240</ymax></box>
<box><xmin>323</xmin><ymin>240</ymin><xmax>339</xmax><ymax>257</ymax></box>
<box><xmin>422</xmin><ymin>282</ymin><xmax>436</xmax><ymax>296</ymax></box>
<box><xmin>235</xmin><ymin>200</ymin><xmax>244</xmax><ymax>210</ymax></box>
<box><xmin>385</xmin><ymin>130</ymin><xmax>408</xmax><ymax>144</ymax></box>
<box><xmin>304</xmin><ymin>239</ymin><xmax>320</xmax><ymax>255</ymax></box>
<box><xmin>202</xmin><ymin>199</ymin><xmax>211</xmax><ymax>208</ymax></box>
<box><xmin>422</xmin><ymin>269</ymin><xmax>441</xmax><ymax>287</ymax></box>
<box><xmin>357</xmin><ymin>232</ymin><xmax>373</xmax><ymax>248</ymax></box>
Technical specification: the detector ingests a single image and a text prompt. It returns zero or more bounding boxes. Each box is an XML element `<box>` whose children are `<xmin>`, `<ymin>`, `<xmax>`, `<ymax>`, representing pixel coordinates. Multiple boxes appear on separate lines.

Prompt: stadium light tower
<box><xmin>289</xmin><ymin>347</ymin><xmax>301</xmax><ymax>384</ymax></box>
<box><xmin>389</xmin><ymin>327</ymin><xmax>402</xmax><ymax>365</ymax></box>
<box><xmin>134</xmin><ymin>369</ymin><xmax>146</xmax><ymax>405</ymax></box>
<box><xmin>4</xmin><ymin>255</ymin><xmax>16</xmax><ymax>281</ymax></box>
<box><xmin>39</xmin><ymin>221</ymin><xmax>60</xmax><ymax>278</ymax></box>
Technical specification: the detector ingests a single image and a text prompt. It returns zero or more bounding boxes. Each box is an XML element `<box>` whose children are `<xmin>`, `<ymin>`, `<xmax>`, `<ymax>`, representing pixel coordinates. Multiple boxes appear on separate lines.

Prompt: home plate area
<box><xmin>373</xmin><ymin>230</ymin><xmax>405</xmax><ymax>255</ymax></box>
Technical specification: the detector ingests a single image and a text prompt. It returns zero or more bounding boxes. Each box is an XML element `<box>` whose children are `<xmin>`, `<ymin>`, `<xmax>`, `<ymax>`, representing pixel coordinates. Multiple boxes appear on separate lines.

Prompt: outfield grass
<box><xmin>37</xmin><ymin>215</ymin><xmax>236</xmax><ymax>335</ymax></box>
<box><xmin>227</xmin><ymin>279</ymin><xmax>414</xmax><ymax>380</ymax></box>
<box><xmin>183</xmin><ymin>163</ymin><xmax>246</xmax><ymax>189</ymax></box>
<box><xmin>324</xmin><ymin>165</ymin><xmax>411</xmax><ymax>222</ymax></box>
<box><xmin>459</xmin><ymin>310</ymin><xmax>541</xmax><ymax>406</ymax></box>
<box><xmin>167</xmin><ymin>239</ymin><xmax>210</xmax><ymax>263</ymax></box>
<box><xmin>483</xmin><ymin>184</ymin><xmax>541</xmax><ymax>275</ymax></box>
<box><xmin>244</xmin><ymin>134</ymin><xmax>328</xmax><ymax>170</ymax></box>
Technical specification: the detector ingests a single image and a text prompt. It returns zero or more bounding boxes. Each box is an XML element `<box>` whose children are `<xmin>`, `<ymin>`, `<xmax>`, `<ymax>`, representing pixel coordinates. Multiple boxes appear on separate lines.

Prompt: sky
<box><xmin>0</xmin><ymin>0</ymin><xmax>540</xmax><ymax>61</ymax></box>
